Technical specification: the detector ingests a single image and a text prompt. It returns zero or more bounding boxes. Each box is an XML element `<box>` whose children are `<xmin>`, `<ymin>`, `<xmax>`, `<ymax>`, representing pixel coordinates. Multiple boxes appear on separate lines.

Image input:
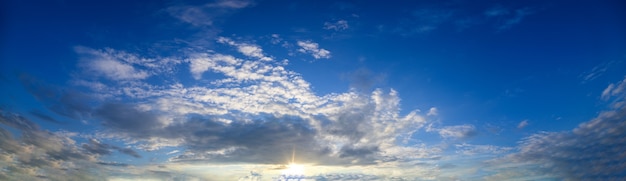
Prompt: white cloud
<box><xmin>297</xmin><ymin>40</ymin><xmax>331</xmax><ymax>59</ymax></box>
<box><xmin>217</xmin><ymin>37</ymin><xmax>273</xmax><ymax>61</ymax></box>
<box><xmin>601</xmin><ymin>76</ymin><xmax>626</xmax><ymax>100</ymax></box>
<box><xmin>75</xmin><ymin>47</ymin><xmax>149</xmax><ymax>81</ymax></box>
<box><xmin>427</xmin><ymin>107</ymin><xmax>438</xmax><ymax>116</ymax></box>
<box><xmin>437</xmin><ymin>124</ymin><xmax>477</xmax><ymax>139</ymax></box>
<box><xmin>324</xmin><ymin>20</ymin><xmax>349</xmax><ymax>31</ymax></box>
<box><xmin>580</xmin><ymin>61</ymin><xmax>617</xmax><ymax>83</ymax></box>
<box><xmin>517</xmin><ymin>119</ymin><xmax>529</xmax><ymax>129</ymax></box>
<box><xmin>188</xmin><ymin>53</ymin><xmax>242</xmax><ymax>80</ymax></box>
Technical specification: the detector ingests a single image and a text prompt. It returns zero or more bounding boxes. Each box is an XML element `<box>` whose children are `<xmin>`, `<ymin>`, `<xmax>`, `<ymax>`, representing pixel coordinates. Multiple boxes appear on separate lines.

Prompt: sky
<box><xmin>0</xmin><ymin>0</ymin><xmax>625</xmax><ymax>180</ymax></box>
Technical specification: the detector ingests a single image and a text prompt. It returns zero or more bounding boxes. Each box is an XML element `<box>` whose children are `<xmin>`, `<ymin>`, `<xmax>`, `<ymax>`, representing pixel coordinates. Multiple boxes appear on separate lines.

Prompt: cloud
<box><xmin>188</xmin><ymin>53</ymin><xmax>242</xmax><ymax>80</ymax></box>
<box><xmin>324</xmin><ymin>20</ymin><xmax>349</xmax><ymax>31</ymax></box>
<box><xmin>75</xmin><ymin>47</ymin><xmax>149</xmax><ymax>81</ymax></box>
<box><xmin>74</xmin><ymin>46</ymin><xmax>181</xmax><ymax>83</ymax></box>
<box><xmin>455</xmin><ymin>143</ymin><xmax>512</xmax><ymax>155</ymax></box>
<box><xmin>601</xmin><ymin>76</ymin><xmax>626</xmax><ymax>100</ymax></box>
<box><xmin>167</xmin><ymin>0</ymin><xmax>253</xmax><ymax>27</ymax></box>
<box><xmin>437</xmin><ymin>124</ymin><xmax>477</xmax><ymax>139</ymax></box>
<box><xmin>217</xmin><ymin>37</ymin><xmax>273</xmax><ymax>61</ymax></box>
<box><xmin>517</xmin><ymin>119</ymin><xmax>529</xmax><ymax>129</ymax></box>
<box><xmin>297</xmin><ymin>40</ymin><xmax>331</xmax><ymax>59</ymax></box>
<box><xmin>486</xmin><ymin>76</ymin><xmax>626</xmax><ymax>180</ymax></box>
<box><xmin>580</xmin><ymin>61</ymin><xmax>617</xmax><ymax>83</ymax></box>
<box><xmin>58</xmin><ymin>43</ymin><xmax>436</xmax><ymax>166</ymax></box>
<box><xmin>427</xmin><ymin>107</ymin><xmax>438</xmax><ymax>116</ymax></box>
<box><xmin>82</xmin><ymin>139</ymin><xmax>141</xmax><ymax>158</ymax></box>
<box><xmin>0</xmin><ymin>110</ymin><xmax>106</xmax><ymax>180</ymax></box>
<box><xmin>496</xmin><ymin>8</ymin><xmax>533</xmax><ymax>31</ymax></box>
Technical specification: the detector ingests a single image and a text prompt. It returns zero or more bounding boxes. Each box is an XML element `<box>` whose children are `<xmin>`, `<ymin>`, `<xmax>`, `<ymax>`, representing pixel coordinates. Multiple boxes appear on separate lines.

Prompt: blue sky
<box><xmin>1</xmin><ymin>0</ymin><xmax>625</xmax><ymax>180</ymax></box>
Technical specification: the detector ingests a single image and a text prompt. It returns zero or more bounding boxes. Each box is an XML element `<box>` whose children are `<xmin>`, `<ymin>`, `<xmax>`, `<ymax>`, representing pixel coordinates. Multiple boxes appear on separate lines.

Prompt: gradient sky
<box><xmin>1</xmin><ymin>0</ymin><xmax>625</xmax><ymax>180</ymax></box>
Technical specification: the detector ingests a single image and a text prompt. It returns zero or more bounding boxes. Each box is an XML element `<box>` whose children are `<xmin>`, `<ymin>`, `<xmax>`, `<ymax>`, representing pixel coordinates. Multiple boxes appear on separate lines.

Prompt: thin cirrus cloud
<box><xmin>324</xmin><ymin>20</ymin><xmax>349</xmax><ymax>31</ymax></box>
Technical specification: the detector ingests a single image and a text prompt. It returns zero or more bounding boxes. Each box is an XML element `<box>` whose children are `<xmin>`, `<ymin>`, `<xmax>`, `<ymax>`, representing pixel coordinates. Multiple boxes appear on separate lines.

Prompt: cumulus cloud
<box><xmin>20</xmin><ymin>38</ymin><xmax>448</xmax><ymax>179</ymax></box>
<box><xmin>9</xmin><ymin>39</ymin><xmax>438</xmax><ymax>170</ymax></box>
<box><xmin>297</xmin><ymin>40</ymin><xmax>331</xmax><ymax>59</ymax></box>
<box><xmin>324</xmin><ymin>20</ymin><xmax>349</xmax><ymax>31</ymax></box>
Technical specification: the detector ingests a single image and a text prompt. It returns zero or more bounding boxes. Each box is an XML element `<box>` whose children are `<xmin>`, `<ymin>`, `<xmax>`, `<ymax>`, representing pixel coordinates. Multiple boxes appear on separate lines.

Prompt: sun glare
<box><xmin>281</xmin><ymin>163</ymin><xmax>305</xmax><ymax>176</ymax></box>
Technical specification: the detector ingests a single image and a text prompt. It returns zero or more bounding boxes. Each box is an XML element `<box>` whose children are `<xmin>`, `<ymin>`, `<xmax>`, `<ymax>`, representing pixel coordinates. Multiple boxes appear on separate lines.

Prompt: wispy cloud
<box><xmin>486</xmin><ymin>76</ymin><xmax>626</xmax><ymax>180</ymax></box>
<box><xmin>601</xmin><ymin>76</ymin><xmax>626</xmax><ymax>101</ymax></box>
<box><xmin>297</xmin><ymin>40</ymin><xmax>331</xmax><ymax>59</ymax></box>
<box><xmin>455</xmin><ymin>143</ymin><xmax>512</xmax><ymax>155</ymax></box>
<box><xmin>167</xmin><ymin>0</ymin><xmax>254</xmax><ymax>27</ymax></box>
<box><xmin>517</xmin><ymin>119</ymin><xmax>529</xmax><ymax>129</ymax></box>
<box><xmin>496</xmin><ymin>7</ymin><xmax>533</xmax><ymax>31</ymax></box>
<box><xmin>217</xmin><ymin>37</ymin><xmax>273</xmax><ymax>61</ymax></box>
<box><xmin>437</xmin><ymin>124</ymin><xmax>477</xmax><ymax>139</ymax></box>
<box><xmin>427</xmin><ymin>107</ymin><xmax>438</xmax><ymax>116</ymax></box>
<box><xmin>580</xmin><ymin>61</ymin><xmax>617</xmax><ymax>83</ymax></box>
<box><xmin>324</xmin><ymin>20</ymin><xmax>349</xmax><ymax>31</ymax></box>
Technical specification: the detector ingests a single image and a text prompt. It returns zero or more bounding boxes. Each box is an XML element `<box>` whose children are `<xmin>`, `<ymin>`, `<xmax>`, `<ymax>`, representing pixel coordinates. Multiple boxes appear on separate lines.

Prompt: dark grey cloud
<box><xmin>0</xmin><ymin>110</ymin><xmax>102</xmax><ymax>180</ymax></box>
<box><xmin>83</xmin><ymin>139</ymin><xmax>141</xmax><ymax>158</ymax></box>
<box><xmin>487</xmin><ymin>88</ymin><xmax>626</xmax><ymax>180</ymax></box>
<box><xmin>167</xmin><ymin>116</ymin><xmax>335</xmax><ymax>164</ymax></box>
<box><xmin>97</xmin><ymin>161</ymin><xmax>129</xmax><ymax>167</ymax></box>
<box><xmin>95</xmin><ymin>103</ymin><xmax>163</xmax><ymax>139</ymax></box>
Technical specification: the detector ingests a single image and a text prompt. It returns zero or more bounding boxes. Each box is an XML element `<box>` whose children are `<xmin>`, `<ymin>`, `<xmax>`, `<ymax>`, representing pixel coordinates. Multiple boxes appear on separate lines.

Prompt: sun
<box><xmin>281</xmin><ymin>163</ymin><xmax>305</xmax><ymax>176</ymax></box>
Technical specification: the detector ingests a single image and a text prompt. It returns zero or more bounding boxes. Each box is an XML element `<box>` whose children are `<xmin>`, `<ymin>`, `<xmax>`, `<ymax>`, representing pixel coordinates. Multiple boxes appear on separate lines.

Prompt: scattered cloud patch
<box><xmin>580</xmin><ymin>61</ymin><xmax>617</xmax><ymax>83</ymax></box>
<box><xmin>217</xmin><ymin>37</ymin><xmax>273</xmax><ymax>61</ymax></box>
<box><xmin>427</xmin><ymin>107</ymin><xmax>438</xmax><ymax>116</ymax></box>
<box><xmin>517</xmin><ymin>120</ymin><xmax>529</xmax><ymax>129</ymax></box>
<box><xmin>324</xmin><ymin>20</ymin><xmax>349</xmax><ymax>31</ymax></box>
<box><xmin>437</xmin><ymin>124</ymin><xmax>477</xmax><ymax>139</ymax></box>
<box><xmin>75</xmin><ymin>47</ymin><xmax>149</xmax><ymax>81</ymax></box>
<box><xmin>297</xmin><ymin>40</ymin><xmax>331</xmax><ymax>59</ymax></box>
<box><xmin>601</xmin><ymin>76</ymin><xmax>626</xmax><ymax>100</ymax></box>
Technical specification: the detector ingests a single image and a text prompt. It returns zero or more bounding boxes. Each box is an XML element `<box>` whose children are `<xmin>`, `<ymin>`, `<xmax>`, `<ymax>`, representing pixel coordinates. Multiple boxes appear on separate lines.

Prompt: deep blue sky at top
<box><xmin>1</xmin><ymin>0</ymin><xmax>625</xmax><ymax>151</ymax></box>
